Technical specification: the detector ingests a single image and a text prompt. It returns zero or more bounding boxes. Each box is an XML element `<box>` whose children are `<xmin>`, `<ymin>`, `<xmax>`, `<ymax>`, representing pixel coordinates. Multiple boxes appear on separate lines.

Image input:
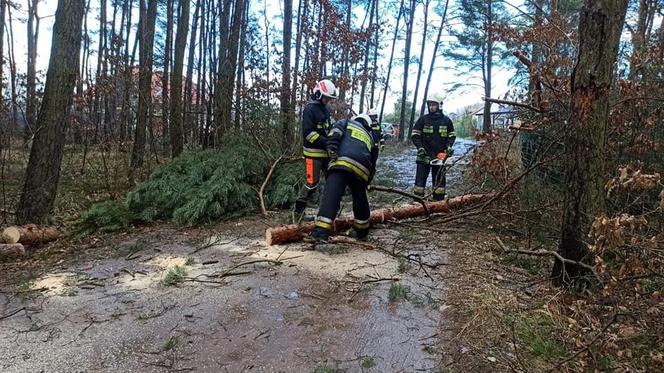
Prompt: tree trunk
<box><xmin>162</xmin><ymin>0</ymin><xmax>174</xmax><ymax>142</ymax></box>
<box><xmin>359</xmin><ymin>0</ymin><xmax>376</xmax><ymax>113</ymax></box>
<box><xmin>398</xmin><ymin>0</ymin><xmax>416</xmax><ymax>141</ymax></box>
<box><xmin>420</xmin><ymin>0</ymin><xmax>449</xmax><ymax>117</ymax></box>
<box><xmin>266</xmin><ymin>194</ymin><xmax>491</xmax><ymax>245</ymax></box>
<box><xmin>379</xmin><ymin>0</ymin><xmax>404</xmax><ymax>122</ymax></box>
<box><xmin>25</xmin><ymin>0</ymin><xmax>40</xmax><ymax>142</ymax></box>
<box><xmin>408</xmin><ymin>0</ymin><xmax>429</xmax><ymax>137</ymax></box>
<box><xmin>368</xmin><ymin>0</ymin><xmax>379</xmax><ymax>108</ymax></box>
<box><xmin>185</xmin><ymin>0</ymin><xmax>201</xmax><ymax>145</ymax></box>
<box><xmin>0</xmin><ymin>0</ymin><xmax>6</xmax><ymax>104</ymax></box>
<box><xmin>291</xmin><ymin>0</ymin><xmax>307</xmax><ymax>112</ymax></box>
<box><xmin>339</xmin><ymin>0</ymin><xmax>352</xmax><ymax>101</ymax></box>
<box><xmin>16</xmin><ymin>0</ymin><xmax>85</xmax><ymax>224</ymax></box>
<box><xmin>482</xmin><ymin>0</ymin><xmax>493</xmax><ymax>134</ymax></box>
<box><xmin>2</xmin><ymin>225</ymin><xmax>61</xmax><ymax>245</ymax></box>
<box><xmin>280</xmin><ymin>0</ymin><xmax>293</xmax><ymax>146</ymax></box>
<box><xmin>215</xmin><ymin>0</ymin><xmax>246</xmax><ymax>140</ymax></box>
<box><xmin>130</xmin><ymin>0</ymin><xmax>158</xmax><ymax>169</ymax></box>
<box><xmin>553</xmin><ymin>0</ymin><xmax>629</xmax><ymax>287</ymax></box>
<box><xmin>169</xmin><ymin>0</ymin><xmax>190</xmax><ymax>157</ymax></box>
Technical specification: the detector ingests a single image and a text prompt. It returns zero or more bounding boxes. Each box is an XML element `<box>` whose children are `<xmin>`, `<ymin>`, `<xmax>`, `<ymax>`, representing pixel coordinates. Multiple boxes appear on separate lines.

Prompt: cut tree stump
<box><xmin>265</xmin><ymin>193</ymin><xmax>491</xmax><ymax>245</ymax></box>
<box><xmin>0</xmin><ymin>244</ymin><xmax>26</xmax><ymax>259</ymax></box>
<box><xmin>1</xmin><ymin>225</ymin><xmax>61</xmax><ymax>245</ymax></box>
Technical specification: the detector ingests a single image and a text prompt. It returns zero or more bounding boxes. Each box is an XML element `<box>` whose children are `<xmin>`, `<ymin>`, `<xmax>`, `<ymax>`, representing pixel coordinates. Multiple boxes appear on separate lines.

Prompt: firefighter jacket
<box><xmin>327</xmin><ymin>119</ymin><xmax>380</xmax><ymax>183</ymax></box>
<box><xmin>301</xmin><ymin>100</ymin><xmax>331</xmax><ymax>158</ymax></box>
<box><xmin>411</xmin><ymin>110</ymin><xmax>456</xmax><ymax>157</ymax></box>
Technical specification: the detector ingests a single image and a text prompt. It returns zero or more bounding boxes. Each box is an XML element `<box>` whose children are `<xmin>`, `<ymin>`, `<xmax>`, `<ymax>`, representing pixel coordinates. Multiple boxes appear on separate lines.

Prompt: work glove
<box><xmin>328</xmin><ymin>146</ymin><xmax>338</xmax><ymax>162</ymax></box>
<box><xmin>416</xmin><ymin>148</ymin><xmax>428</xmax><ymax>164</ymax></box>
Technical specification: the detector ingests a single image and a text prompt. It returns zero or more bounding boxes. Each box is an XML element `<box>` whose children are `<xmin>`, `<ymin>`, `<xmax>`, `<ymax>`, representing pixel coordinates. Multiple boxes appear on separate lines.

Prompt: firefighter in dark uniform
<box><xmin>367</xmin><ymin>108</ymin><xmax>385</xmax><ymax>152</ymax></box>
<box><xmin>293</xmin><ymin>79</ymin><xmax>339</xmax><ymax>218</ymax></box>
<box><xmin>305</xmin><ymin>114</ymin><xmax>380</xmax><ymax>242</ymax></box>
<box><xmin>411</xmin><ymin>98</ymin><xmax>456</xmax><ymax>201</ymax></box>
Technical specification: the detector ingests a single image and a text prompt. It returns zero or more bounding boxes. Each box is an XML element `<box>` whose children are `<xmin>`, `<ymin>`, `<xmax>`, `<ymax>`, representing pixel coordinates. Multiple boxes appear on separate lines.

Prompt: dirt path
<box><xmin>0</xmin><ymin>145</ymin><xmax>469</xmax><ymax>372</ymax></box>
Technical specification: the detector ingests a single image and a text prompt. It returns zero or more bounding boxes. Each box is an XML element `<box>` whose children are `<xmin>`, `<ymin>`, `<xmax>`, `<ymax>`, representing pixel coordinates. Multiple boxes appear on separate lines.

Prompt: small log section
<box><xmin>1</xmin><ymin>225</ymin><xmax>61</xmax><ymax>245</ymax></box>
<box><xmin>266</xmin><ymin>193</ymin><xmax>490</xmax><ymax>245</ymax></box>
<box><xmin>0</xmin><ymin>244</ymin><xmax>26</xmax><ymax>258</ymax></box>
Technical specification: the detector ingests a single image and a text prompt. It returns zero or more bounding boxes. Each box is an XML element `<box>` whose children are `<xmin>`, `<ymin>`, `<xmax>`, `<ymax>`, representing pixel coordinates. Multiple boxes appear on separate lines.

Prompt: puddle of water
<box><xmin>379</xmin><ymin>138</ymin><xmax>478</xmax><ymax>188</ymax></box>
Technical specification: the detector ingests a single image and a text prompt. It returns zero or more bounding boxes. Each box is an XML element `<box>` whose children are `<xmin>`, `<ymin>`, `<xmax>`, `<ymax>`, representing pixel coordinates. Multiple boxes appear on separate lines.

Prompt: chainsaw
<box><xmin>429</xmin><ymin>152</ymin><xmax>448</xmax><ymax>166</ymax></box>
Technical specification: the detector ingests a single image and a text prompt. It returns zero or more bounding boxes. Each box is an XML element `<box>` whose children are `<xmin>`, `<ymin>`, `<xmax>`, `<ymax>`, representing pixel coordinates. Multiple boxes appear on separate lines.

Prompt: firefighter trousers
<box><xmin>314</xmin><ymin>169</ymin><xmax>370</xmax><ymax>236</ymax></box>
<box><xmin>413</xmin><ymin>163</ymin><xmax>446</xmax><ymax>201</ymax></box>
<box><xmin>295</xmin><ymin>157</ymin><xmax>328</xmax><ymax>212</ymax></box>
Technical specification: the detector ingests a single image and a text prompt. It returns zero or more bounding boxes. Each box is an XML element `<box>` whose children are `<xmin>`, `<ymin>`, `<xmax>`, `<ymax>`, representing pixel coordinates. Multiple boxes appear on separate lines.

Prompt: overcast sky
<box><xmin>19</xmin><ymin>0</ymin><xmax>521</xmax><ymax>116</ymax></box>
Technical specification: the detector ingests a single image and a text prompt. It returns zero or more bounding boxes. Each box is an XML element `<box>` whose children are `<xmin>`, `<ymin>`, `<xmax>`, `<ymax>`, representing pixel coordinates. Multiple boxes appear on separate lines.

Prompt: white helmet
<box><xmin>313</xmin><ymin>79</ymin><xmax>338</xmax><ymax>100</ymax></box>
<box><xmin>352</xmin><ymin>113</ymin><xmax>372</xmax><ymax>128</ymax></box>
<box><xmin>425</xmin><ymin>96</ymin><xmax>443</xmax><ymax>107</ymax></box>
<box><xmin>367</xmin><ymin>108</ymin><xmax>379</xmax><ymax>124</ymax></box>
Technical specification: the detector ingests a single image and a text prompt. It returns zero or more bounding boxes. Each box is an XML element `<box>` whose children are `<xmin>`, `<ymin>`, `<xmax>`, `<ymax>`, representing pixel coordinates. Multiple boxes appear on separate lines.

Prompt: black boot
<box><xmin>351</xmin><ymin>228</ymin><xmax>369</xmax><ymax>241</ymax></box>
<box><xmin>303</xmin><ymin>227</ymin><xmax>330</xmax><ymax>243</ymax></box>
<box><xmin>293</xmin><ymin>200</ymin><xmax>306</xmax><ymax>214</ymax></box>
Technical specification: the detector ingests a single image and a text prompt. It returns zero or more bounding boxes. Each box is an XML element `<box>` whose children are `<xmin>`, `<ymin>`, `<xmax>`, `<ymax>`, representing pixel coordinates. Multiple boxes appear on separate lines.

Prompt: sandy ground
<box><xmin>0</xmin><ymin>143</ymin><xmax>477</xmax><ymax>372</ymax></box>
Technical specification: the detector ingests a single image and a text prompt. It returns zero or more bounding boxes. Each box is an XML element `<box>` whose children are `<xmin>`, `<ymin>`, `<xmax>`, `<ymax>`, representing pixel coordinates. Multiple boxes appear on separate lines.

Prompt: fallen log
<box><xmin>1</xmin><ymin>225</ymin><xmax>61</xmax><ymax>245</ymax></box>
<box><xmin>0</xmin><ymin>244</ymin><xmax>26</xmax><ymax>259</ymax></box>
<box><xmin>266</xmin><ymin>193</ymin><xmax>491</xmax><ymax>245</ymax></box>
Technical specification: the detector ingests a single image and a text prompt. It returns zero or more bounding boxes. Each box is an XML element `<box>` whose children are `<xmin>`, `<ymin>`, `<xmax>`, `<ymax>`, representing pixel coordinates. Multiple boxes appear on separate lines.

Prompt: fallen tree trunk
<box><xmin>1</xmin><ymin>225</ymin><xmax>61</xmax><ymax>245</ymax></box>
<box><xmin>266</xmin><ymin>193</ymin><xmax>491</xmax><ymax>245</ymax></box>
<box><xmin>0</xmin><ymin>244</ymin><xmax>26</xmax><ymax>259</ymax></box>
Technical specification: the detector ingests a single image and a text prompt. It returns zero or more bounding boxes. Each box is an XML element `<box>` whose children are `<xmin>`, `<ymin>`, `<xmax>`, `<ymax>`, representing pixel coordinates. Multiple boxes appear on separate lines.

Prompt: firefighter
<box><xmin>305</xmin><ymin>113</ymin><xmax>380</xmax><ymax>243</ymax></box>
<box><xmin>411</xmin><ymin>97</ymin><xmax>456</xmax><ymax>201</ymax></box>
<box><xmin>293</xmin><ymin>79</ymin><xmax>339</xmax><ymax>220</ymax></box>
<box><xmin>367</xmin><ymin>108</ymin><xmax>385</xmax><ymax>151</ymax></box>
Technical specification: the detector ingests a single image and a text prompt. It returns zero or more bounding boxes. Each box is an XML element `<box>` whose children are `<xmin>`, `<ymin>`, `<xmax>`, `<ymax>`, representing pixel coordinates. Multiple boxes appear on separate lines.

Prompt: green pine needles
<box><xmin>76</xmin><ymin>136</ymin><xmax>301</xmax><ymax>235</ymax></box>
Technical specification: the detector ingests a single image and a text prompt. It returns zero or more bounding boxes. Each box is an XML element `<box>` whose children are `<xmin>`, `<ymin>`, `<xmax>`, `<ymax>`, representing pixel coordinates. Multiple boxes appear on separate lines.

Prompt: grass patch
<box><xmin>163</xmin><ymin>336</ymin><xmax>179</xmax><ymax>351</ymax></box>
<box><xmin>512</xmin><ymin>313</ymin><xmax>570</xmax><ymax>361</ymax></box>
<box><xmin>184</xmin><ymin>256</ymin><xmax>195</xmax><ymax>266</ymax></box>
<box><xmin>397</xmin><ymin>258</ymin><xmax>411</xmax><ymax>273</ymax></box>
<box><xmin>388</xmin><ymin>283</ymin><xmax>410</xmax><ymax>302</ymax></box>
<box><xmin>360</xmin><ymin>356</ymin><xmax>375</xmax><ymax>368</ymax></box>
<box><xmin>162</xmin><ymin>266</ymin><xmax>187</xmax><ymax>286</ymax></box>
<box><xmin>17</xmin><ymin>279</ymin><xmax>35</xmax><ymax>293</ymax></box>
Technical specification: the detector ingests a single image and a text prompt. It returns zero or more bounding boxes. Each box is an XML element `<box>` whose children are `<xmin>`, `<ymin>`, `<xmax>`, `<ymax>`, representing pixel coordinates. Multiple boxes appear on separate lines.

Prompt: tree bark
<box><xmin>408</xmin><ymin>0</ymin><xmax>429</xmax><ymax>137</ymax></box>
<box><xmin>2</xmin><ymin>225</ymin><xmax>61</xmax><ymax>245</ymax></box>
<box><xmin>482</xmin><ymin>0</ymin><xmax>493</xmax><ymax>134</ymax></box>
<box><xmin>359</xmin><ymin>0</ymin><xmax>376</xmax><ymax>113</ymax></box>
<box><xmin>25</xmin><ymin>0</ymin><xmax>40</xmax><ymax>142</ymax></box>
<box><xmin>280</xmin><ymin>0</ymin><xmax>293</xmax><ymax>146</ymax></box>
<box><xmin>291</xmin><ymin>0</ymin><xmax>307</xmax><ymax>112</ymax></box>
<box><xmin>379</xmin><ymin>0</ymin><xmax>404</xmax><ymax>122</ymax></box>
<box><xmin>185</xmin><ymin>0</ymin><xmax>201</xmax><ymax>144</ymax></box>
<box><xmin>398</xmin><ymin>0</ymin><xmax>416</xmax><ymax>141</ymax></box>
<box><xmin>130</xmin><ymin>0</ymin><xmax>158</xmax><ymax>169</ymax></box>
<box><xmin>162</xmin><ymin>0</ymin><xmax>174</xmax><ymax>141</ymax></box>
<box><xmin>369</xmin><ymin>0</ymin><xmax>379</xmax><ymax>108</ymax></box>
<box><xmin>16</xmin><ymin>0</ymin><xmax>85</xmax><ymax>224</ymax></box>
<box><xmin>215</xmin><ymin>0</ymin><xmax>246</xmax><ymax>140</ymax></box>
<box><xmin>553</xmin><ymin>0</ymin><xmax>629</xmax><ymax>287</ymax></box>
<box><xmin>170</xmin><ymin>0</ymin><xmax>190</xmax><ymax>157</ymax></box>
<box><xmin>266</xmin><ymin>194</ymin><xmax>490</xmax><ymax>245</ymax></box>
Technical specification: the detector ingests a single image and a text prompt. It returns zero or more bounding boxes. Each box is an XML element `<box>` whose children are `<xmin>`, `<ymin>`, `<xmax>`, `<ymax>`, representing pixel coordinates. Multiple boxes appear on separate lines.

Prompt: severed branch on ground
<box><xmin>258</xmin><ymin>155</ymin><xmax>284</xmax><ymax>217</ymax></box>
<box><xmin>494</xmin><ymin>236</ymin><xmax>602</xmax><ymax>284</ymax></box>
